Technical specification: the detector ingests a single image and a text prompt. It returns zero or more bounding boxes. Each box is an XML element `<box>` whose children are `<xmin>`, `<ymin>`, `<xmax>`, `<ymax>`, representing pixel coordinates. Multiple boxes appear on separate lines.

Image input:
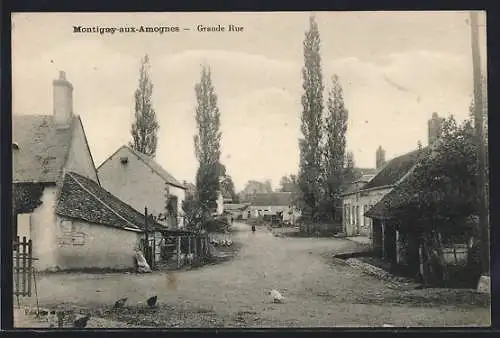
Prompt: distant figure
<box><xmin>252</xmin><ymin>225</ymin><xmax>256</xmax><ymax>233</ymax></box>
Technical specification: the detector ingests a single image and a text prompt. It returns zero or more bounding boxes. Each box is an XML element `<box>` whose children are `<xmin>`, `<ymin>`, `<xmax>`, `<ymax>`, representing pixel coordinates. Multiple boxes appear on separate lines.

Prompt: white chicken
<box><xmin>269</xmin><ymin>289</ymin><xmax>285</xmax><ymax>303</ymax></box>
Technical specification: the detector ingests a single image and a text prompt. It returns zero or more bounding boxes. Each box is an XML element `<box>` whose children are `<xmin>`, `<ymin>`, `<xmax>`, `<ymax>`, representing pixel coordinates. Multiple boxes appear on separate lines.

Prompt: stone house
<box><xmin>97</xmin><ymin>145</ymin><xmax>187</xmax><ymax>229</ymax></box>
<box><xmin>342</xmin><ymin>147</ymin><xmax>430</xmax><ymax>242</ymax></box>
<box><xmin>223</xmin><ymin>203</ymin><xmax>251</xmax><ymax>220</ymax></box>
<box><xmin>248</xmin><ymin>192</ymin><xmax>301</xmax><ymax>224</ymax></box>
<box><xmin>363</xmin><ymin>112</ymin><xmax>444</xmax><ymax>263</ymax></box>
<box><xmin>13</xmin><ymin>71</ymin><xmax>159</xmax><ymax>271</ymax></box>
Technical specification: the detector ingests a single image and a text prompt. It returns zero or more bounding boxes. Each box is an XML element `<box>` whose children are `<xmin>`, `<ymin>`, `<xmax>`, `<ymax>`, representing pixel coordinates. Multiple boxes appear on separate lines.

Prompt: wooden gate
<box><xmin>13</xmin><ymin>236</ymin><xmax>35</xmax><ymax>298</ymax></box>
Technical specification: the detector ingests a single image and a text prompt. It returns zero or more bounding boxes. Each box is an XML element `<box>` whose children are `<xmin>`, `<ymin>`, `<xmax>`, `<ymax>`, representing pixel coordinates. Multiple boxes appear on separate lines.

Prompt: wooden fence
<box><xmin>13</xmin><ymin>236</ymin><xmax>36</xmax><ymax>298</ymax></box>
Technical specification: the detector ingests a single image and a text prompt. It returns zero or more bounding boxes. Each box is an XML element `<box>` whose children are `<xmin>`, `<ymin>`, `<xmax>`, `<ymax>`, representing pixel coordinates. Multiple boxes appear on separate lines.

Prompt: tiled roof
<box><xmin>249</xmin><ymin>192</ymin><xmax>293</xmax><ymax>206</ymax></box>
<box><xmin>365</xmin><ymin>146</ymin><xmax>438</xmax><ymax>219</ymax></box>
<box><xmin>361</xmin><ymin>147</ymin><xmax>431</xmax><ymax>190</ymax></box>
<box><xmin>356</xmin><ymin>168</ymin><xmax>378</xmax><ymax>176</ymax></box>
<box><xmin>364</xmin><ymin>182</ymin><xmax>414</xmax><ymax>220</ymax></box>
<box><xmin>341</xmin><ymin>182</ymin><xmax>365</xmax><ymax>196</ymax></box>
<box><xmin>57</xmin><ymin>172</ymin><xmax>162</xmax><ymax>231</ymax></box>
<box><xmin>223</xmin><ymin>203</ymin><xmax>251</xmax><ymax>211</ymax></box>
<box><xmin>13</xmin><ymin>115</ymin><xmax>74</xmax><ymax>183</ymax></box>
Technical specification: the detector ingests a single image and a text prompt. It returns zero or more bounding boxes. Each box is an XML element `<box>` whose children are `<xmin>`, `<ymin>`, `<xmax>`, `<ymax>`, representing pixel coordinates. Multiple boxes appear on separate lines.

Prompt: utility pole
<box><xmin>469</xmin><ymin>11</ymin><xmax>490</xmax><ymax>275</ymax></box>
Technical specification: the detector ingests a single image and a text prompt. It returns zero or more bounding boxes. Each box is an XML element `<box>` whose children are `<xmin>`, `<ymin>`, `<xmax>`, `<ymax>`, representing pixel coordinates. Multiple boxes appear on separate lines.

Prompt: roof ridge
<box><xmin>66</xmin><ymin>172</ymin><xmax>139</xmax><ymax>229</ymax></box>
<box><xmin>96</xmin><ymin>145</ymin><xmax>127</xmax><ymax>170</ymax></box>
<box><xmin>125</xmin><ymin>145</ymin><xmax>186</xmax><ymax>189</ymax></box>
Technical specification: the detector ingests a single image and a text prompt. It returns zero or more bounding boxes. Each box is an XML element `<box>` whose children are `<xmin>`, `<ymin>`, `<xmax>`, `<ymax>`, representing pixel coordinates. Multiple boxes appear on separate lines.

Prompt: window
<box><xmin>61</xmin><ymin>220</ymin><xmax>73</xmax><ymax>233</ymax></box>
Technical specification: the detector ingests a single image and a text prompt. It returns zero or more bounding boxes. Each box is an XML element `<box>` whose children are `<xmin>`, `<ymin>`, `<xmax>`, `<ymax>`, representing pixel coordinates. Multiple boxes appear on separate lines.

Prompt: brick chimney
<box><xmin>428</xmin><ymin>112</ymin><xmax>444</xmax><ymax>145</ymax></box>
<box><xmin>376</xmin><ymin>145</ymin><xmax>386</xmax><ymax>170</ymax></box>
<box><xmin>53</xmin><ymin>71</ymin><xmax>74</xmax><ymax>129</ymax></box>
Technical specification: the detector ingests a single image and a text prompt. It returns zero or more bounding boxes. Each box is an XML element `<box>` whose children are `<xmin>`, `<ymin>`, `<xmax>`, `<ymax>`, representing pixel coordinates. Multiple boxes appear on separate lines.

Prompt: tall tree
<box><xmin>342</xmin><ymin>151</ymin><xmax>356</xmax><ymax>188</ymax></box>
<box><xmin>298</xmin><ymin>15</ymin><xmax>324</xmax><ymax>221</ymax></box>
<box><xmin>279</xmin><ymin>174</ymin><xmax>301</xmax><ymax>207</ymax></box>
<box><xmin>279</xmin><ymin>175</ymin><xmax>299</xmax><ymax>193</ymax></box>
<box><xmin>130</xmin><ymin>54</ymin><xmax>159</xmax><ymax>157</ymax></box>
<box><xmin>193</xmin><ymin>65</ymin><xmax>222</xmax><ymax>219</ymax></box>
<box><xmin>322</xmin><ymin>74</ymin><xmax>349</xmax><ymax>220</ymax></box>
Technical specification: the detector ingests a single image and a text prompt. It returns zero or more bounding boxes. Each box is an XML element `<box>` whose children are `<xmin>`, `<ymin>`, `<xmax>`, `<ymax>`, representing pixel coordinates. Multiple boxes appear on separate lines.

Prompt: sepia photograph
<box><xmin>11</xmin><ymin>11</ymin><xmax>490</xmax><ymax>328</ymax></box>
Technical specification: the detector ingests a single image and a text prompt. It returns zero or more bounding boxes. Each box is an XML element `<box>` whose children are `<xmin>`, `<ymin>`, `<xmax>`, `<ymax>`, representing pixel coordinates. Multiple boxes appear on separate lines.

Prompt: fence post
<box><xmin>15</xmin><ymin>236</ymin><xmax>20</xmax><ymax>298</ymax></box>
<box><xmin>194</xmin><ymin>236</ymin><xmax>198</xmax><ymax>260</ymax></box>
<box><xmin>177</xmin><ymin>236</ymin><xmax>181</xmax><ymax>268</ymax></box>
<box><xmin>22</xmin><ymin>237</ymin><xmax>27</xmax><ymax>296</ymax></box>
<box><xmin>28</xmin><ymin>239</ymin><xmax>33</xmax><ymax>297</ymax></box>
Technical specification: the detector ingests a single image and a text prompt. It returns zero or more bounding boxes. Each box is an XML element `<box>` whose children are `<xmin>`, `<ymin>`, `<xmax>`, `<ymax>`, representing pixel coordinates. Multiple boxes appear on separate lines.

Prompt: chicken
<box><xmin>47</xmin><ymin>311</ymin><xmax>57</xmax><ymax>327</ymax></box>
<box><xmin>147</xmin><ymin>295</ymin><xmax>158</xmax><ymax>308</ymax></box>
<box><xmin>73</xmin><ymin>314</ymin><xmax>91</xmax><ymax>328</ymax></box>
<box><xmin>114</xmin><ymin>297</ymin><xmax>128</xmax><ymax>309</ymax></box>
<box><xmin>269</xmin><ymin>289</ymin><xmax>285</xmax><ymax>303</ymax></box>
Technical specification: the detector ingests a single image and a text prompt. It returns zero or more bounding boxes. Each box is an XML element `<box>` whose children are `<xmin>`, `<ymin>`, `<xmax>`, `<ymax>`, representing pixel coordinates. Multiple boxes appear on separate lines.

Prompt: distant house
<box><xmin>248</xmin><ymin>192</ymin><xmax>301</xmax><ymax>224</ymax></box>
<box><xmin>183</xmin><ymin>181</ymin><xmax>196</xmax><ymax>198</ymax></box>
<box><xmin>223</xmin><ymin>203</ymin><xmax>251</xmax><ymax>220</ymax></box>
<box><xmin>13</xmin><ymin>71</ymin><xmax>159</xmax><ymax>271</ymax></box>
<box><xmin>222</xmin><ymin>191</ymin><xmax>233</xmax><ymax>204</ymax></box>
<box><xmin>97</xmin><ymin>145</ymin><xmax>187</xmax><ymax>229</ymax></box>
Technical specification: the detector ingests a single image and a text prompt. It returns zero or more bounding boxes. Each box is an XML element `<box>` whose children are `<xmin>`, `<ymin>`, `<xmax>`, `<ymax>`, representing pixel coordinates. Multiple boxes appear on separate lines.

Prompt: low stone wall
<box><xmin>344</xmin><ymin>258</ymin><xmax>419</xmax><ymax>289</ymax></box>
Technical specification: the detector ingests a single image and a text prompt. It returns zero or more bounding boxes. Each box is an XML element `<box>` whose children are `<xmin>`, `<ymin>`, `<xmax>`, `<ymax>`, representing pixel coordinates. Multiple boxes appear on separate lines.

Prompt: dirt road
<box><xmin>18</xmin><ymin>222</ymin><xmax>490</xmax><ymax>327</ymax></box>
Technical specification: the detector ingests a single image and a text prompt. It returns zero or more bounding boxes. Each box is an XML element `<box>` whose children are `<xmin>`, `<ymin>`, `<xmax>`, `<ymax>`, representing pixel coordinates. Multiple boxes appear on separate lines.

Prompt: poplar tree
<box><xmin>193</xmin><ymin>65</ymin><xmax>222</xmax><ymax>220</ymax></box>
<box><xmin>322</xmin><ymin>74</ymin><xmax>349</xmax><ymax>221</ymax></box>
<box><xmin>130</xmin><ymin>54</ymin><xmax>159</xmax><ymax>157</ymax></box>
<box><xmin>298</xmin><ymin>15</ymin><xmax>324</xmax><ymax>221</ymax></box>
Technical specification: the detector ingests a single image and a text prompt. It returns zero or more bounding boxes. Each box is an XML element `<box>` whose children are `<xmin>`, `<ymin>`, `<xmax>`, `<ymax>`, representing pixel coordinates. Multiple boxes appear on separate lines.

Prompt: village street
<box><xmin>19</xmin><ymin>222</ymin><xmax>489</xmax><ymax>328</ymax></box>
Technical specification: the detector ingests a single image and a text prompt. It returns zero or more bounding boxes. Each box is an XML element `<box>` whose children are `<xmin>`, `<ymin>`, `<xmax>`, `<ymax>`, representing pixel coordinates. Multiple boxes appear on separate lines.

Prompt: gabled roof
<box><xmin>224</xmin><ymin>203</ymin><xmax>251</xmax><ymax>211</ymax></box>
<box><xmin>364</xmin><ymin>182</ymin><xmax>414</xmax><ymax>220</ymax></box>
<box><xmin>57</xmin><ymin>171</ymin><xmax>162</xmax><ymax>231</ymax></box>
<box><xmin>365</xmin><ymin>139</ymin><xmax>454</xmax><ymax>221</ymax></box>
<box><xmin>361</xmin><ymin>147</ymin><xmax>431</xmax><ymax>191</ymax></box>
<box><xmin>356</xmin><ymin>168</ymin><xmax>378</xmax><ymax>176</ymax></box>
<box><xmin>98</xmin><ymin>146</ymin><xmax>186</xmax><ymax>189</ymax></box>
<box><xmin>13</xmin><ymin>115</ymin><xmax>74</xmax><ymax>183</ymax></box>
<box><xmin>249</xmin><ymin>192</ymin><xmax>293</xmax><ymax>206</ymax></box>
<box><xmin>341</xmin><ymin>182</ymin><xmax>367</xmax><ymax>197</ymax></box>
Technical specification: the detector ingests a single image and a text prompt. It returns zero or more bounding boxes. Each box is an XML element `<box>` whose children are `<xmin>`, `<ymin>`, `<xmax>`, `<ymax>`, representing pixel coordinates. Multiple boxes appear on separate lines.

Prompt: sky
<box><xmin>11</xmin><ymin>11</ymin><xmax>487</xmax><ymax>191</ymax></box>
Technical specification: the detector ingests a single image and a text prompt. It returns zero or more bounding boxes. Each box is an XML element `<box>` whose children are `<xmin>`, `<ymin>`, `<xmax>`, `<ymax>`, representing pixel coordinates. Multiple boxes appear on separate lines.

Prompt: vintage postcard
<box><xmin>11</xmin><ymin>11</ymin><xmax>490</xmax><ymax>328</ymax></box>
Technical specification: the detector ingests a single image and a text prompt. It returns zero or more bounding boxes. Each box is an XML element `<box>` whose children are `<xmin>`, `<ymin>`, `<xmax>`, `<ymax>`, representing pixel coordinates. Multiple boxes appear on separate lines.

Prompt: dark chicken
<box><xmin>147</xmin><ymin>295</ymin><xmax>158</xmax><ymax>308</ymax></box>
<box><xmin>114</xmin><ymin>297</ymin><xmax>128</xmax><ymax>309</ymax></box>
<box><xmin>73</xmin><ymin>314</ymin><xmax>91</xmax><ymax>328</ymax></box>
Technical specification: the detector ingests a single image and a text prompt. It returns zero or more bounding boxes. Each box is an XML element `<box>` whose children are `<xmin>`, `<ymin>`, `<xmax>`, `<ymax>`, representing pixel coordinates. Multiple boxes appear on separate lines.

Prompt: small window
<box><xmin>120</xmin><ymin>156</ymin><xmax>128</xmax><ymax>164</ymax></box>
<box><xmin>61</xmin><ymin>220</ymin><xmax>73</xmax><ymax>233</ymax></box>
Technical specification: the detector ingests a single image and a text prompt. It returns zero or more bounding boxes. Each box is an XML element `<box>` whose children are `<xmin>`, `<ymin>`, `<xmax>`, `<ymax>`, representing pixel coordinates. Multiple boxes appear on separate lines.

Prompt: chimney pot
<box><xmin>53</xmin><ymin>70</ymin><xmax>74</xmax><ymax>129</ymax></box>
